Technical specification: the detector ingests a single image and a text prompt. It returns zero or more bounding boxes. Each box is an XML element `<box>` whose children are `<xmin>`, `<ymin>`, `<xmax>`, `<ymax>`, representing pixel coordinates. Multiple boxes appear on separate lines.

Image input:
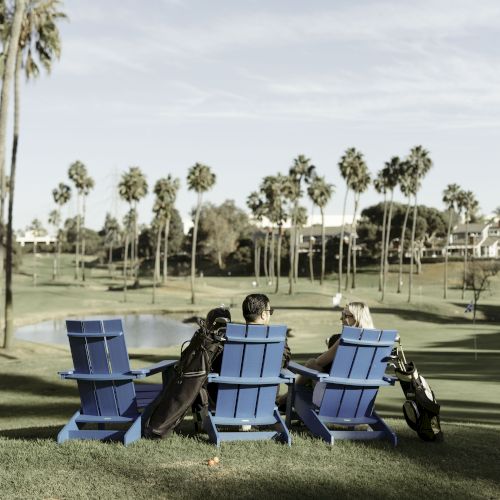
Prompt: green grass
<box><xmin>0</xmin><ymin>252</ymin><xmax>499</xmax><ymax>498</ymax></box>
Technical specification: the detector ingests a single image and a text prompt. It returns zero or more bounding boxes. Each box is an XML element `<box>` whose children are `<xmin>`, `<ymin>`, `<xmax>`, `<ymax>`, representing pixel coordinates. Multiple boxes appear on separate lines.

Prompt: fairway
<box><xmin>0</xmin><ymin>255</ymin><xmax>499</xmax><ymax>498</ymax></box>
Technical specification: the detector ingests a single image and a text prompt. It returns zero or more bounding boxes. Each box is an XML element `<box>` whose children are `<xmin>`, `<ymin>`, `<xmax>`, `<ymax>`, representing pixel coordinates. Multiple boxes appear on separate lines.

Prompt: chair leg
<box><xmin>274</xmin><ymin>409</ymin><xmax>291</xmax><ymax>446</ymax></box>
<box><xmin>202</xmin><ymin>413</ymin><xmax>221</xmax><ymax>448</ymax></box>
<box><xmin>124</xmin><ymin>417</ymin><xmax>142</xmax><ymax>446</ymax></box>
<box><xmin>57</xmin><ymin>411</ymin><xmax>80</xmax><ymax>444</ymax></box>
<box><xmin>285</xmin><ymin>383</ymin><xmax>295</xmax><ymax>428</ymax></box>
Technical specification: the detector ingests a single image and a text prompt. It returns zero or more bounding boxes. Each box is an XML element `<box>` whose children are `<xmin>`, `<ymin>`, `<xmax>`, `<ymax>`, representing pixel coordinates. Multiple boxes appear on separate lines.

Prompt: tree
<box><xmin>28</xmin><ymin>217</ymin><xmax>45</xmax><ymax>286</ymax></box>
<box><xmin>346</xmin><ymin>160</ymin><xmax>370</xmax><ymax>290</ymax></box>
<box><xmin>442</xmin><ymin>183</ymin><xmax>461</xmax><ymax>299</ymax></box>
<box><xmin>337</xmin><ymin>148</ymin><xmax>361</xmax><ymax>293</ymax></box>
<box><xmin>68</xmin><ymin>160</ymin><xmax>88</xmax><ymax>280</ymax></box>
<box><xmin>52</xmin><ymin>182</ymin><xmax>70</xmax><ymax>278</ymax></box>
<box><xmin>101</xmin><ymin>213</ymin><xmax>120</xmax><ymax>274</ymax></box>
<box><xmin>457</xmin><ymin>190</ymin><xmax>479</xmax><ymax>299</ymax></box>
<box><xmin>48</xmin><ymin>208</ymin><xmax>59</xmax><ymax>279</ymax></box>
<box><xmin>121</xmin><ymin>208</ymin><xmax>135</xmax><ymax>302</ymax></box>
<box><xmin>307</xmin><ymin>175</ymin><xmax>334</xmax><ymax>285</ymax></box>
<box><xmin>118</xmin><ymin>166</ymin><xmax>148</xmax><ymax>291</ymax></box>
<box><xmin>3</xmin><ymin>0</ymin><xmax>65</xmax><ymax>349</ymax></box>
<box><xmin>153</xmin><ymin>175</ymin><xmax>180</xmax><ymax>285</ymax></box>
<box><xmin>247</xmin><ymin>190</ymin><xmax>265</xmax><ymax>284</ymax></box>
<box><xmin>406</xmin><ymin>146</ymin><xmax>433</xmax><ymax>303</ymax></box>
<box><xmin>286</xmin><ymin>154</ymin><xmax>315</xmax><ymax>295</ymax></box>
<box><xmin>187</xmin><ymin>163</ymin><xmax>215</xmax><ymax>304</ymax></box>
<box><xmin>380</xmin><ymin>157</ymin><xmax>401</xmax><ymax>300</ymax></box>
<box><xmin>373</xmin><ymin>172</ymin><xmax>388</xmax><ymax>293</ymax></box>
<box><xmin>79</xmin><ymin>174</ymin><xmax>94</xmax><ymax>281</ymax></box>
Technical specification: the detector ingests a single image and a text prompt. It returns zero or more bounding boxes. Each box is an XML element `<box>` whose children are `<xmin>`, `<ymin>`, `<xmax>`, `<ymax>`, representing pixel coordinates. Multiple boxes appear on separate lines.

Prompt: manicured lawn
<box><xmin>0</xmin><ymin>253</ymin><xmax>499</xmax><ymax>498</ymax></box>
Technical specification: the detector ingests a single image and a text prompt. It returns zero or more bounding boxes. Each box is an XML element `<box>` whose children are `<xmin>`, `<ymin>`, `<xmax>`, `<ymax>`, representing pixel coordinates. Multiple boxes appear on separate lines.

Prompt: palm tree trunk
<box><xmin>3</xmin><ymin>47</ymin><xmax>23</xmax><ymax>349</ymax></box>
<box><xmin>0</xmin><ymin>0</ymin><xmax>25</xmax><ymax>301</ymax></box>
<box><xmin>382</xmin><ymin>191</ymin><xmax>394</xmax><ymax>301</ymax></box>
<box><xmin>397</xmin><ymin>198</ymin><xmax>411</xmax><ymax>293</ymax></box>
<box><xmin>308</xmin><ymin>237</ymin><xmax>314</xmax><ymax>283</ymax></box>
<box><xmin>351</xmin><ymin>194</ymin><xmax>360</xmax><ymax>290</ymax></box>
<box><xmin>462</xmin><ymin>216</ymin><xmax>469</xmax><ymax>299</ymax></box>
<box><xmin>408</xmin><ymin>194</ymin><xmax>418</xmax><ymax>303</ymax></box>
<box><xmin>153</xmin><ymin>224</ymin><xmax>162</xmax><ymax>304</ymax></box>
<box><xmin>275</xmin><ymin>227</ymin><xmax>282</xmax><ymax>293</ymax></box>
<box><xmin>269</xmin><ymin>228</ymin><xmax>275</xmax><ymax>284</ymax></box>
<box><xmin>379</xmin><ymin>195</ymin><xmax>388</xmax><ymax>293</ymax></box>
<box><xmin>338</xmin><ymin>187</ymin><xmax>349</xmax><ymax>293</ymax></box>
<box><xmin>123</xmin><ymin>232</ymin><xmax>129</xmax><ymax>302</ymax></box>
<box><xmin>74</xmin><ymin>192</ymin><xmax>80</xmax><ymax>280</ymax></box>
<box><xmin>134</xmin><ymin>202</ymin><xmax>140</xmax><ymax>286</ymax></box>
<box><xmin>288</xmin><ymin>210</ymin><xmax>296</xmax><ymax>295</ymax></box>
<box><xmin>253</xmin><ymin>235</ymin><xmax>259</xmax><ymax>283</ymax></box>
<box><xmin>263</xmin><ymin>230</ymin><xmax>269</xmax><ymax>280</ymax></box>
<box><xmin>320</xmin><ymin>208</ymin><xmax>326</xmax><ymax>285</ymax></box>
<box><xmin>191</xmin><ymin>193</ymin><xmax>202</xmax><ymax>305</ymax></box>
<box><xmin>163</xmin><ymin>216</ymin><xmax>170</xmax><ymax>284</ymax></box>
<box><xmin>443</xmin><ymin>208</ymin><xmax>453</xmax><ymax>299</ymax></box>
<box><xmin>294</xmin><ymin>229</ymin><xmax>300</xmax><ymax>283</ymax></box>
<box><xmin>108</xmin><ymin>243</ymin><xmax>113</xmax><ymax>275</ymax></box>
<box><xmin>81</xmin><ymin>197</ymin><xmax>86</xmax><ymax>281</ymax></box>
<box><xmin>33</xmin><ymin>241</ymin><xmax>37</xmax><ymax>287</ymax></box>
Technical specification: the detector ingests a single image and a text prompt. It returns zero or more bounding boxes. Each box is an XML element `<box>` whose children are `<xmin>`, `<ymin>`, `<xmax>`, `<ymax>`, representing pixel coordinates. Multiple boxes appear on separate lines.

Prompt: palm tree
<box><xmin>102</xmin><ymin>213</ymin><xmax>120</xmax><ymax>275</ymax></box>
<box><xmin>381</xmin><ymin>157</ymin><xmax>401</xmax><ymax>300</ymax></box>
<box><xmin>442</xmin><ymin>183</ymin><xmax>461</xmax><ymax>299</ymax></box>
<box><xmin>52</xmin><ymin>182</ymin><xmax>71</xmax><ymax>278</ymax></box>
<box><xmin>337</xmin><ymin>148</ymin><xmax>360</xmax><ymax>293</ymax></box>
<box><xmin>48</xmin><ymin>209</ymin><xmax>60</xmax><ymax>280</ymax></box>
<box><xmin>153</xmin><ymin>175</ymin><xmax>180</xmax><ymax>285</ymax></box>
<box><xmin>286</xmin><ymin>154</ymin><xmax>315</xmax><ymax>295</ymax></box>
<box><xmin>121</xmin><ymin>208</ymin><xmax>135</xmax><ymax>302</ymax></box>
<box><xmin>346</xmin><ymin>163</ymin><xmax>370</xmax><ymax>290</ymax></box>
<box><xmin>68</xmin><ymin>160</ymin><xmax>88</xmax><ymax>280</ymax></box>
<box><xmin>307</xmin><ymin>175</ymin><xmax>334</xmax><ymax>285</ymax></box>
<box><xmin>247</xmin><ymin>190</ymin><xmax>265</xmax><ymax>284</ymax></box>
<box><xmin>79</xmin><ymin>174</ymin><xmax>94</xmax><ymax>281</ymax></box>
<box><xmin>28</xmin><ymin>218</ymin><xmax>44</xmax><ymax>286</ymax></box>
<box><xmin>187</xmin><ymin>163</ymin><xmax>216</xmax><ymax>304</ymax></box>
<box><xmin>118</xmin><ymin>166</ymin><xmax>148</xmax><ymax>289</ymax></box>
<box><xmin>457</xmin><ymin>190</ymin><xmax>479</xmax><ymax>299</ymax></box>
<box><xmin>406</xmin><ymin>146</ymin><xmax>433</xmax><ymax>303</ymax></box>
<box><xmin>373</xmin><ymin>171</ymin><xmax>388</xmax><ymax>293</ymax></box>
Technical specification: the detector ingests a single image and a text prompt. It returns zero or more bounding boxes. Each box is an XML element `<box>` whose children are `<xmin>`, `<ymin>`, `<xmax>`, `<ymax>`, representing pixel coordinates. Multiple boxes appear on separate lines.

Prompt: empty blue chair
<box><xmin>203</xmin><ymin>323</ymin><xmax>294</xmax><ymax>447</ymax></box>
<box><xmin>58</xmin><ymin>319</ymin><xmax>176</xmax><ymax>445</ymax></box>
<box><xmin>288</xmin><ymin>326</ymin><xmax>398</xmax><ymax>446</ymax></box>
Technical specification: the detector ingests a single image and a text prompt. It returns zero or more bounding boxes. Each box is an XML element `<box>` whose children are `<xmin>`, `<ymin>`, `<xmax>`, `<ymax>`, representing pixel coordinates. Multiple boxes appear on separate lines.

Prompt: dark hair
<box><xmin>242</xmin><ymin>294</ymin><xmax>269</xmax><ymax>322</ymax></box>
<box><xmin>205</xmin><ymin>307</ymin><xmax>231</xmax><ymax>330</ymax></box>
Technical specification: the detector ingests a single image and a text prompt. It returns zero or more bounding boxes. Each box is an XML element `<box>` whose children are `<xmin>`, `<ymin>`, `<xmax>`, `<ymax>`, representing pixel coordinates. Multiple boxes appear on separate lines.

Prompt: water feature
<box><xmin>15</xmin><ymin>314</ymin><xmax>198</xmax><ymax>348</ymax></box>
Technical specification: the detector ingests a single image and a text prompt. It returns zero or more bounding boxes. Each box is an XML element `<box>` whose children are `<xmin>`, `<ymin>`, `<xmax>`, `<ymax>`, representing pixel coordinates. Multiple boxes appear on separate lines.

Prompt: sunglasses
<box><xmin>264</xmin><ymin>308</ymin><xmax>274</xmax><ymax>315</ymax></box>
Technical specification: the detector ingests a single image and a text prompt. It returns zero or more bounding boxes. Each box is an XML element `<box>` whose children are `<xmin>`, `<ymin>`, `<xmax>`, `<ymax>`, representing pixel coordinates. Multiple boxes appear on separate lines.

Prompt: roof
<box><xmin>481</xmin><ymin>237</ymin><xmax>500</xmax><ymax>247</ymax></box>
<box><xmin>453</xmin><ymin>223</ymin><xmax>489</xmax><ymax>233</ymax></box>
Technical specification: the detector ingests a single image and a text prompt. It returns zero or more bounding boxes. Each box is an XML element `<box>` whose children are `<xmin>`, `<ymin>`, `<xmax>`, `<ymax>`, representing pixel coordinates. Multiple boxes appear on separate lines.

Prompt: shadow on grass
<box><xmin>0</xmin><ymin>373</ymin><xmax>77</xmax><ymax>398</ymax></box>
<box><xmin>0</xmin><ymin>425</ymin><xmax>61</xmax><ymax>440</ymax></box>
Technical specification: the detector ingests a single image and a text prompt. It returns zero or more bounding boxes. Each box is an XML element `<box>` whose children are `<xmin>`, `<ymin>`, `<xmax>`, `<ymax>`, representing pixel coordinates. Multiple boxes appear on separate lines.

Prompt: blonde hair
<box><xmin>346</xmin><ymin>302</ymin><xmax>374</xmax><ymax>329</ymax></box>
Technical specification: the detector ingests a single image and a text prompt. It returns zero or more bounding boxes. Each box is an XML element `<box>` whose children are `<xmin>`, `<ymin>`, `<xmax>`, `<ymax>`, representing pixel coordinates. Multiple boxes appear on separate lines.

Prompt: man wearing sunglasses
<box><xmin>242</xmin><ymin>294</ymin><xmax>290</xmax><ymax>367</ymax></box>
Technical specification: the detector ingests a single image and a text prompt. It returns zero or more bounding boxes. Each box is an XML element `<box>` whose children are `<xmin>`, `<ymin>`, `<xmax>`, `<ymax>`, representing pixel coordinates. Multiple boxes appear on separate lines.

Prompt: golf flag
<box><xmin>464</xmin><ymin>301</ymin><xmax>474</xmax><ymax>313</ymax></box>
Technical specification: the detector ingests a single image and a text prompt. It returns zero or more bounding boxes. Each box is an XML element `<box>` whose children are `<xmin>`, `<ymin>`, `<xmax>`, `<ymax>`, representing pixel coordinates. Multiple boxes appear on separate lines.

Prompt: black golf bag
<box><xmin>392</xmin><ymin>343</ymin><xmax>444</xmax><ymax>442</ymax></box>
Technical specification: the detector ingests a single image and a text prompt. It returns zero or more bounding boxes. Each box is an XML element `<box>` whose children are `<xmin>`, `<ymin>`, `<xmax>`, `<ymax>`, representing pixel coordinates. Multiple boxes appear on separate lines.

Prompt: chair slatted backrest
<box><xmin>66</xmin><ymin>319</ymin><xmax>138</xmax><ymax>418</ymax></box>
<box><xmin>215</xmin><ymin>323</ymin><xmax>286</xmax><ymax>419</ymax></box>
<box><xmin>319</xmin><ymin>326</ymin><xmax>397</xmax><ymax>418</ymax></box>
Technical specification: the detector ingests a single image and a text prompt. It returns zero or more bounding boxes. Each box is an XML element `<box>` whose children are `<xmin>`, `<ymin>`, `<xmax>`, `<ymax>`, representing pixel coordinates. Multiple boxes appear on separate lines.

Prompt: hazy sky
<box><xmin>14</xmin><ymin>0</ymin><xmax>500</xmax><ymax>231</ymax></box>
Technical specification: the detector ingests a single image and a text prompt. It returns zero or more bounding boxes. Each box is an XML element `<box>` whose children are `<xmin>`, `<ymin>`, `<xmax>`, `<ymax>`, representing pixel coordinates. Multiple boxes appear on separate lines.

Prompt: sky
<box><xmin>13</xmin><ymin>0</ymin><xmax>500</xmax><ymax>232</ymax></box>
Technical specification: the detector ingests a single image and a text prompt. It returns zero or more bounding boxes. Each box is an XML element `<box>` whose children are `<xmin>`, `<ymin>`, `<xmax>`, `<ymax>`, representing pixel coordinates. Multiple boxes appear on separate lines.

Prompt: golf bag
<box><xmin>392</xmin><ymin>344</ymin><xmax>444</xmax><ymax>442</ymax></box>
<box><xmin>144</xmin><ymin>318</ymin><xmax>226</xmax><ymax>438</ymax></box>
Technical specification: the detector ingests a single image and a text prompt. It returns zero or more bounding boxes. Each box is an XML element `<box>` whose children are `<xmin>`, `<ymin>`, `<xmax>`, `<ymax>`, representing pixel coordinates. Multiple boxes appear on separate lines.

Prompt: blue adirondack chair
<box><xmin>203</xmin><ymin>323</ymin><xmax>295</xmax><ymax>447</ymax></box>
<box><xmin>58</xmin><ymin>319</ymin><xmax>176</xmax><ymax>445</ymax></box>
<box><xmin>287</xmin><ymin>326</ymin><xmax>398</xmax><ymax>446</ymax></box>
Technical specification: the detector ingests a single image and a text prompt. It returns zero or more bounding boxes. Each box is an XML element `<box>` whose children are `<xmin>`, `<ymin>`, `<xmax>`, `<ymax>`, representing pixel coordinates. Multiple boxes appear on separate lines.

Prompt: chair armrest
<box><xmin>58</xmin><ymin>370</ymin><xmax>74</xmax><ymax>380</ymax></box>
<box><xmin>207</xmin><ymin>373</ymin><xmax>219</xmax><ymax>383</ymax></box>
<box><xmin>129</xmin><ymin>359</ymin><xmax>177</xmax><ymax>378</ymax></box>
<box><xmin>279</xmin><ymin>368</ymin><xmax>296</xmax><ymax>384</ymax></box>
<box><xmin>287</xmin><ymin>361</ymin><xmax>328</xmax><ymax>381</ymax></box>
<box><xmin>383</xmin><ymin>375</ymin><xmax>397</xmax><ymax>385</ymax></box>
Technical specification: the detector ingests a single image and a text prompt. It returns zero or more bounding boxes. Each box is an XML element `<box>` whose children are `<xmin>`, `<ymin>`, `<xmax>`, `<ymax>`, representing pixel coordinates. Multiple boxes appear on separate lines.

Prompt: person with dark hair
<box><xmin>241</xmin><ymin>293</ymin><xmax>274</xmax><ymax>325</ymax></box>
<box><xmin>204</xmin><ymin>306</ymin><xmax>231</xmax><ymax>331</ymax></box>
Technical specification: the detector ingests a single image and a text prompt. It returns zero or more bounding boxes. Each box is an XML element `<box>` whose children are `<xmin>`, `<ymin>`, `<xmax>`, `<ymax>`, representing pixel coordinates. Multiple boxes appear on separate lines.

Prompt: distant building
<box><xmin>16</xmin><ymin>230</ymin><xmax>56</xmax><ymax>247</ymax></box>
<box><xmin>445</xmin><ymin>222</ymin><xmax>500</xmax><ymax>258</ymax></box>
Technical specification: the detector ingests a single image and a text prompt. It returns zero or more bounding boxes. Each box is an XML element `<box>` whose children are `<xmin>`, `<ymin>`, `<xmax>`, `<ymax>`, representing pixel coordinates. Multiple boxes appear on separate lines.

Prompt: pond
<box><xmin>14</xmin><ymin>314</ymin><xmax>198</xmax><ymax>348</ymax></box>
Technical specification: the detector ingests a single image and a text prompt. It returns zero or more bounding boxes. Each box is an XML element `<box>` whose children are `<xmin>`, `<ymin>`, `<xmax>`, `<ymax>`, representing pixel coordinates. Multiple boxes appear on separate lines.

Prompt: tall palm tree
<box><xmin>187</xmin><ymin>163</ymin><xmax>216</xmax><ymax>304</ymax></box>
<box><xmin>48</xmin><ymin>208</ymin><xmax>59</xmax><ymax>280</ymax></box>
<box><xmin>102</xmin><ymin>212</ymin><xmax>120</xmax><ymax>275</ymax></box>
<box><xmin>337</xmin><ymin>147</ymin><xmax>360</xmax><ymax>293</ymax></box>
<box><xmin>52</xmin><ymin>182</ymin><xmax>71</xmax><ymax>278</ymax></box>
<box><xmin>373</xmin><ymin>172</ymin><xmax>388</xmax><ymax>293</ymax></box>
<box><xmin>80</xmin><ymin>174</ymin><xmax>94</xmax><ymax>281</ymax></box>
<box><xmin>307</xmin><ymin>175</ymin><xmax>334</xmax><ymax>285</ymax></box>
<box><xmin>28</xmin><ymin>217</ymin><xmax>44</xmax><ymax>286</ymax></box>
<box><xmin>406</xmin><ymin>145</ymin><xmax>433</xmax><ymax>303</ymax></box>
<box><xmin>68</xmin><ymin>160</ymin><xmax>88</xmax><ymax>280</ymax></box>
<box><xmin>381</xmin><ymin>157</ymin><xmax>401</xmax><ymax>300</ymax></box>
<box><xmin>346</xmin><ymin>163</ymin><xmax>370</xmax><ymax>290</ymax></box>
<box><xmin>121</xmin><ymin>208</ymin><xmax>135</xmax><ymax>302</ymax></box>
<box><xmin>442</xmin><ymin>183</ymin><xmax>461</xmax><ymax>299</ymax></box>
<box><xmin>153</xmin><ymin>175</ymin><xmax>180</xmax><ymax>285</ymax></box>
<box><xmin>286</xmin><ymin>154</ymin><xmax>315</xmax><ymax>295</ymax></box>
<box><xmin>118</xmin><ymin>166</ymin><xmax>148</xmax><ymax>289</ymax></box>
<box><xmin>247</xmin><ymin>190</ymin><xmax>265</xmax><ymax>284</ymax></box>
<box><xmin>457</xmin><ymin>190</ymin><xmax>479</xmax><ymax>299</ymax></box>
